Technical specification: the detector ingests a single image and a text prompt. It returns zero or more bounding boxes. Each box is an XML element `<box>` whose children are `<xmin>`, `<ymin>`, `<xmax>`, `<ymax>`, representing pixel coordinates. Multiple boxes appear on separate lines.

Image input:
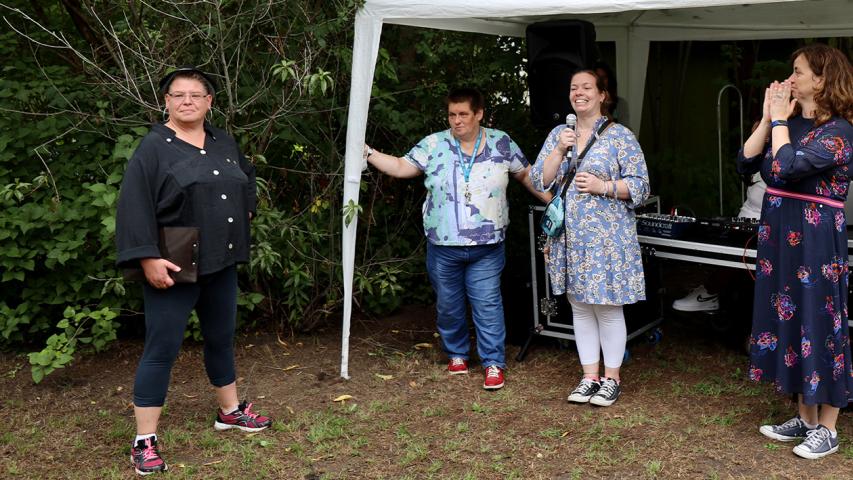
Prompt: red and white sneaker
<box><xmin>214</xmin><ymin>401</ymin><xmax>273</xmax><ymax>432</ymax></box>
<box><xmin>483</xmin><ymin>365</ymin><xmax>505</xmax><ymax>390</ymax></box>
<box><xmin>447</xmin><ymin>357</ymin><xmax>469</xmax><ymax>375</ymax></box>
<box><xmin>130</xmin><ymin>436</ymin><xmax>167</xmax><ymax>475</ymax></box>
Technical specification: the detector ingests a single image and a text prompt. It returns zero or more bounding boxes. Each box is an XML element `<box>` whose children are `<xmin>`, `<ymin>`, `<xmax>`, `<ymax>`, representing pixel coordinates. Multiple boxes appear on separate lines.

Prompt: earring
<box><xmin>162</xmin><ymin>106</ymin><xmax>169</xmax><ymax>122</ymax></box>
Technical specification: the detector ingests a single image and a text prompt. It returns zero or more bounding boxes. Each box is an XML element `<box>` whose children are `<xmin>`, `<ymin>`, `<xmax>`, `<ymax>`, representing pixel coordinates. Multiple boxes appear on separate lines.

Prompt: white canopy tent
<box><xmin>340</xmin><ymin>0</ymin><xmax>853</xmax><ymax>378</ymax></box>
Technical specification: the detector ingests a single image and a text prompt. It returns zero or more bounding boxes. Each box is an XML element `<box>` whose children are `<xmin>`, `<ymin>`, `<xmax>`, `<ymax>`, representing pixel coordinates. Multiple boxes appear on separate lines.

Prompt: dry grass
<box><xmin>1</xmin><ymin>304</ymin><xmax>852</xmax><ymax>479</ymax></box>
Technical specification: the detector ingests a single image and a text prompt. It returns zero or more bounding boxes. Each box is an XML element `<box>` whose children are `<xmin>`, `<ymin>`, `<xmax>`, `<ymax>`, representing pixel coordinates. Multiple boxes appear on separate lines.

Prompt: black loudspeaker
<box><xmin>526</xmin><ymin>20</ymin><xmax>597</xmax><ymax>129</ymax></box>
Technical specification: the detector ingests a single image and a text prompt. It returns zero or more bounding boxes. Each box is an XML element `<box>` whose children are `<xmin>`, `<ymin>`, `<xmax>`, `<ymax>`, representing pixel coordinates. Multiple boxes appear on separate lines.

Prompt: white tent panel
<box><xmin>341</xmin><ymin>12</ymin><xmax>384</xmax><ymax>379</ymax></box>
<box><xmin>341</xmin><ymin>0</ymin><xmax>853</xmax><ymax>378</ymax></box>
<box><xmin>363</xmin><ymin>0</ymin><xmax>798</xmax><ymax>18</ymax></box>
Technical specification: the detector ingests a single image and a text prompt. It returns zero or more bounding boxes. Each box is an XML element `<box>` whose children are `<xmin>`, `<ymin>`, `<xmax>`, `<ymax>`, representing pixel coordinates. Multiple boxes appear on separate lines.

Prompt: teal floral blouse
<box><xmin>403</xmin><ymin>128</ymin><xmax>528</xmax><ymax>246</ymax></box>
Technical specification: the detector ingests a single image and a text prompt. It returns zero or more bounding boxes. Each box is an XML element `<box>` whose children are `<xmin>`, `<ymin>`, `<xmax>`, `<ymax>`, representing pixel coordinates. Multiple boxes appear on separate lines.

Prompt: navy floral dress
<box><xmin>739</xmin><ymin>115</ymin><xmax>853</xmax><ymax>407</ymax></box>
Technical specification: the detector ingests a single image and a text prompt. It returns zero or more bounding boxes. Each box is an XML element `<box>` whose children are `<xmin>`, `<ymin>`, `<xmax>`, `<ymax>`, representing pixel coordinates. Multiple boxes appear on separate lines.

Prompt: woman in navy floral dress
<box><xmin>740</xmin><ymin>44</ymin><xmax>853</xmax><ymax>460</ymax></box>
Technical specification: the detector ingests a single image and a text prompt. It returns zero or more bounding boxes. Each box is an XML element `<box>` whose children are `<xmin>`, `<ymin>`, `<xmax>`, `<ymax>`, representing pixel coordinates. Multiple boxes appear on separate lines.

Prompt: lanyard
<box><xmin>453</xmin><ymin>127</ymin><xmax>483</xmax><ymax>183</ymax></box>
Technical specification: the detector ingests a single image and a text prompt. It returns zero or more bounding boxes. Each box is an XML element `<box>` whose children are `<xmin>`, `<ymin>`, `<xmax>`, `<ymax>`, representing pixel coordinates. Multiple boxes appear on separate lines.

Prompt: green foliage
<box><xmin>0</xmin><ymin>32</ymin><xmax>138</xmax><ymax>382</ymax></box>
<box><xmin>1</xmin><ymin>0</ymin><xmax>437</xmax><ymax>382</ymax></box>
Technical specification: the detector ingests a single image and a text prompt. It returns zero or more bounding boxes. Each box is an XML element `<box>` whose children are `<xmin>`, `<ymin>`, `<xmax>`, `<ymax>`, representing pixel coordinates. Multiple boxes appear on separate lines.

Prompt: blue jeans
<box><xmin>426</xmin><ymin>242</ymin><xmax>506</xmax><ymax>368</ymax></box>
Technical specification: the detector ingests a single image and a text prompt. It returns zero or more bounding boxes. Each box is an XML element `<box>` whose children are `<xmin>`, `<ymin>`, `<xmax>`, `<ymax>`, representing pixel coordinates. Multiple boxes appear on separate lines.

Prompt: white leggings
<box><xmin>568</xmin><ymin>298</ymin><xmax>627</xmax><ymax>369</ymax></box>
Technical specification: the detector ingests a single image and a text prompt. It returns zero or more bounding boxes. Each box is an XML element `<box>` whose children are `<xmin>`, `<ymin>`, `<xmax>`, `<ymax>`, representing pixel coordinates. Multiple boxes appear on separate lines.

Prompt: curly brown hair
<box><xmin>791</xmin><ymin>44</ymin><xmax>853</xmax><ymax>126</ymax></box>
<box><xmin>571</xmin><ymin>69</ymin><xmax>612</xmax><ymax>118</ymax></box>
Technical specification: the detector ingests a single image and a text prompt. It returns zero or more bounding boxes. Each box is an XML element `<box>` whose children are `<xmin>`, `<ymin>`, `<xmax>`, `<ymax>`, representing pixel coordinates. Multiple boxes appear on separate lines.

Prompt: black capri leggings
<box><xmin>133</xmin><ymin>266</ymin><xmax>237</xmax><ymax>407</ymax></box>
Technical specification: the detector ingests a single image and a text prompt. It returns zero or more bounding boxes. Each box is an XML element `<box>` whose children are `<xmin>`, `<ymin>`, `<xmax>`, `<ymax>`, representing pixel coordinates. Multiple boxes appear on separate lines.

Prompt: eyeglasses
<box><xmin>166</xmin><ymin>92</ymin><xmax>209</xmax><ymax>102</ymax></box>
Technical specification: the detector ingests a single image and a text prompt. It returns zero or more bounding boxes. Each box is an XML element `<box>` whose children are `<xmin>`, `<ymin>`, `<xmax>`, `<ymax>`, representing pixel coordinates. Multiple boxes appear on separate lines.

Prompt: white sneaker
<box><xmin>672</xmin><ymin>285</ymin><xmax>719</xmax><ymax>312</ymax></box>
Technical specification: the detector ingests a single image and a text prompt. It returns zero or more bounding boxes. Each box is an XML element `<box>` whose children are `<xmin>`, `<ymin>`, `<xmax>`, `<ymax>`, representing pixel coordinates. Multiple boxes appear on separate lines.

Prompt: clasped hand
<box><xmin>765</xmin><ymin>80</ymin><xmax>797</xmax><ymax>121</ymax></box>
<box><xmin>575</xmin><ymin>171</ymin><xmax>605</xmax><ymax>195</ymax></box>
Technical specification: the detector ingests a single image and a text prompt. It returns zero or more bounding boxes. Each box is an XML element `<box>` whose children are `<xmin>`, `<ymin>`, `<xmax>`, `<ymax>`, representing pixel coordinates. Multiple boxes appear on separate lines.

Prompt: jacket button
<box><xmin>227</xmin><ymin>217</ymin><xmax>234</xmax><ymax>223</ymax></box>
<box><xmin>213</xmin><ymin>170</ymin><xmax>220</xmax><ymax>175</ymax></box>
<box><xmin>228</xmin><ymin>243</ymin><xmax>233</xmax><ymax>250</ymax></box>
<box><xmin>200</xmin><ymin>149</ymin><xmax>206</xmax><ymax>154</ymax></box>
<box><xmin>221</xmin><ymin>194</ymin><xmax>227</xmax><ymax>200</ymax></box>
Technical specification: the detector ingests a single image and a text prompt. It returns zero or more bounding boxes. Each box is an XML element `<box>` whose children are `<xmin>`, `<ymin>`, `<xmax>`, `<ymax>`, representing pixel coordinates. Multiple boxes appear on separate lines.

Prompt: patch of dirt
<box><xmin>1</xmin><ymin>293</ymin><xmax>852</xmax><ymax>479</ymax></box>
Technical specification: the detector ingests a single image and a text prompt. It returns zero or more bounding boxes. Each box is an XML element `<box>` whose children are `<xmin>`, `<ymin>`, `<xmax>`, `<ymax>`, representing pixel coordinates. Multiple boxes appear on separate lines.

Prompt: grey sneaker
<box><xmin>759</xmin><ymin>416</ymin><xmax>811</xmax><ymax>442</ymax></box>
<box><xmin>567</xmin><ymin>378</ymin><xmax>600</xmax><ymax>403</ymax></box>
<box><xmin>793</xmin><ymin>425</ymin><xmax>838</xmax><ymax>459</ymax></box>
<box><xmin>589</xmin><ymin>377</ymin><xmax>621</xmax><ymax>407</ymax></box>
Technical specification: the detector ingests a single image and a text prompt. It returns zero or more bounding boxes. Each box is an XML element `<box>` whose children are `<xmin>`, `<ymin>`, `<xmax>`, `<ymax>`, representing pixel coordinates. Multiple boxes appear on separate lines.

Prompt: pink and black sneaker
<box><xmin>130</xmin><ymin>436</ymin><xmax>167</xmax><ymax>475</ymax></box>
<box><xmin>214</xmin><ymin>401</ymin><xmax>272</xmax><ymax>432</ymax></box>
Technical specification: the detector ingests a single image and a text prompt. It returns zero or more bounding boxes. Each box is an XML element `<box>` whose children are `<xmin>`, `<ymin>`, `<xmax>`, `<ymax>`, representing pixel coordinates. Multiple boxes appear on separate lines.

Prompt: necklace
<box><xmin>453</xmin><ymin>128</ymin><xmax>484</xmax><ymax>203</ymax></box>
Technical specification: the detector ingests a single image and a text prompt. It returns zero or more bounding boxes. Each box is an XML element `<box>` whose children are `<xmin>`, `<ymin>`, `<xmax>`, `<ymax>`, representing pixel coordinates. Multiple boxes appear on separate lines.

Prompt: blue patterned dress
<box><xmin>740</xmin><ymin>115</ymin><xmax>853</xmax><ymax>407</ymax></box>
<box><xmin>530</xmin><ymin>117</ymin><xmax>650</xmax><ymax>305</ymax></box>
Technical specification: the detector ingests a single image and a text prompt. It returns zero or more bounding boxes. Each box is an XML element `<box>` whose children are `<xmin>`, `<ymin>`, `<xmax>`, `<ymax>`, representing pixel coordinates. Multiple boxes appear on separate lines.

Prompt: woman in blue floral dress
<box><xmin>740</xmin><ymin>44</ymin><xmax>853</xmax><ymax>460</ymax></box>
<box><xmin>531</xmin><ymin>70</ymin><xmax>649</xmax><ymax>407</ymax></box>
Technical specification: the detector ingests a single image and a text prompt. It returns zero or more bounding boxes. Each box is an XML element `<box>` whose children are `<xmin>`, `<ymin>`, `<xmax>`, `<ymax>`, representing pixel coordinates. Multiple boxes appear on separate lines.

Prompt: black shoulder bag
<box><xmin>540</xmin><ymin>119</ymin><xmax>613</xmax><ymax>237</ymax></box>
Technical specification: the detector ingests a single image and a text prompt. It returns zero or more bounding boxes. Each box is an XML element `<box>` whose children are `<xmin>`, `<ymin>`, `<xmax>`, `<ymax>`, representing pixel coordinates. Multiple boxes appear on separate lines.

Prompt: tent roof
<box><xmin>367</xmin><ymin>0</ymin><xmax>853</xmax><ymax>40</ymax></box>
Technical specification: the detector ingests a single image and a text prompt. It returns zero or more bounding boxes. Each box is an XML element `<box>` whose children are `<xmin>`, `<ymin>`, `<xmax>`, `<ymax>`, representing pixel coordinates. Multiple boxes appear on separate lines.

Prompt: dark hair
<box><xmin>445</xmin><ymin>88</ymin><xmax>485</xmax><ymax>112</ymax></box>
<box><xmin>593</xmin><ymin>61</ymin><xmax>619</xmax><ymax>114</ymax></box>
<box><xmin>791</xmin><ymin>43</ymin><xmax>853</xmax><ymax>125</ymax></box>
<box><xmin>159</xmin><ymin>67</ymin><xmax>216</xmax><ymax>96</ymax></box>
<box><xmin>571</xmin><ymin>69</ymin><xmax>612</xmax><ymax>117</ymax></box>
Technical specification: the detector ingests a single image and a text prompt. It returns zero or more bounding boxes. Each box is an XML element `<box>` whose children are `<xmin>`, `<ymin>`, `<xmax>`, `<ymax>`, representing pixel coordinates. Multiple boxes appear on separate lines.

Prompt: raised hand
<box><xmin>557</xmin><ymin>127</ymin><xmax>577</xmax><ymax>154</ymax></box>
<box><xmin>768</xmin><ymin>80</ymin><xmax>796</xmax><ymax>121</ymax></box>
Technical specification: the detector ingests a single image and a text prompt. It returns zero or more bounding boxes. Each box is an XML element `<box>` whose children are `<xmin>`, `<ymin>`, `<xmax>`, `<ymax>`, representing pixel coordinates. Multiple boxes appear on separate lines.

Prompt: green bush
<box><xmin>0</xmin><ymin>2</ymin><xmax>430</xmax><ymax>382</ymax></box>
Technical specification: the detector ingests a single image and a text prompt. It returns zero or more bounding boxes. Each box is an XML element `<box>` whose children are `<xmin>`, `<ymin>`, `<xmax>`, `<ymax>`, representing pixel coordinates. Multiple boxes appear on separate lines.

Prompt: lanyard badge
<box><xmin>454</xmin><ymin>128</ymin><xmax>483</xmax><ymax>203</ymax></box>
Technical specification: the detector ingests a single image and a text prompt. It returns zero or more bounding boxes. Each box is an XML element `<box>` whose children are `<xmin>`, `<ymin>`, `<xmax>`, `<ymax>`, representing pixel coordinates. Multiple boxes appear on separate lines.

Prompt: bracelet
<box><xmin>611</xmin><ymin>180</ymin><xmax>618</xmax><ymax>199</ymax></box>
<box><xmin>770</xmin><ymin>120</ymin><xmax>788</xmax><ymax>129</ymax></box>
<box><xmin>601</xmin><ymin>181</ymin><xmax>608</xmax><ymax>196</ymax></box>
<box><xmin>366</xmin><ymin>146</ymin><xmax>374</xmax><ymax>158</ymax></box>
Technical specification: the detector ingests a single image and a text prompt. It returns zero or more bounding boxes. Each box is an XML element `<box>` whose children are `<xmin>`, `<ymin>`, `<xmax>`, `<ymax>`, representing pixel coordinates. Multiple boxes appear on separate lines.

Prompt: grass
<box><xmin>645</xmin><ymin>459</ymin><xmax>663</xmax><ymax>478</ymax></box>
<box><xmin>5</xmin><ymin>307</ymin><xmax>853</xmax><ymax>479</ymax></box>
<box><xmin>305</xmin><ymin>411</ymin><xmax>350</xmax><ymax>444</ymax></box>
<box><xmin>422</xmin><ymin>405</ymin><xmax>446</xmax><ymax>417</ymax></box>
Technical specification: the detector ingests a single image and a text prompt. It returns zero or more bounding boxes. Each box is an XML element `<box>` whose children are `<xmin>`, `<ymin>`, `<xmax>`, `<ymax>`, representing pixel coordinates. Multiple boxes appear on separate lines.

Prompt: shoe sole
<box><xmin>672</xmin><ymin>304</ymin><xmax>719</xmax><ymax>312</ymax></box>
<box><xmin>483</xmin><ymin>382</ymin><xmax>504</xmax><ymax>390</ymax></box>
<box><xmin>759</xmin><ymin>426</ymin><xmax>806</xmax><ymax>442</ymax></box>
<box><xmin>589</xmin><ymin>395</ymin><xmax>618</xmax><ymax>407</ymax></box>
<box><xmin>567</xmin><ymin>394</ymin><xmax>593</xmax><ymax>403</ymax></box>
<box><xmin>214</xmin><ymin>421</ymin><xmax>270</xmax><ymax>433</ymax></box>
<box><xmin>130</xmin><ymin>456</ymin><xmax>167</xmax><ymax>475</ymax></box>
<box><xmin>793</xmin><ymin>444</ymin><xmax>838</xmax><ymax>459</ymax></box>
<box><xmin>448</xmin><ymin>370</ymin><xmax>469</xmax><ymax>375</ymax></box>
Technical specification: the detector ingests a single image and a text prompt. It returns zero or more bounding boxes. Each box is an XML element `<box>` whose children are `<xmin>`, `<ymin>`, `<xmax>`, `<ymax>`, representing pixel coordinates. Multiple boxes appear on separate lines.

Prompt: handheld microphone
<box><xmin>565</xmin><ymin>113</ymin><xmax>577</xmax><ymax>162</ymax></box>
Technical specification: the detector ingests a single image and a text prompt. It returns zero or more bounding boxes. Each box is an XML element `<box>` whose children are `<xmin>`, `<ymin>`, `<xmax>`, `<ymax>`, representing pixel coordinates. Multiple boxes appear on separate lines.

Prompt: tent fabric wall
<box><xmin>341</xmin><ymin>0</ymin><xmax>853</xmax><ymax>378</ymax></box>
<box><xmin>341</xmin><ymin>12</ymin><xmax>383</xmax><ymax>379</ymax></box>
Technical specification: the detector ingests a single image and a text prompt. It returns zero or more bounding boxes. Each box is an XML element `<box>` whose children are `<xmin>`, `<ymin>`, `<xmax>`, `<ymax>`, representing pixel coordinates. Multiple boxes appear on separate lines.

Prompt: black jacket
<box><xmin>116</xmin><ymin>122</ymin><xmax>256</xmax><ymax>275</ymax></box>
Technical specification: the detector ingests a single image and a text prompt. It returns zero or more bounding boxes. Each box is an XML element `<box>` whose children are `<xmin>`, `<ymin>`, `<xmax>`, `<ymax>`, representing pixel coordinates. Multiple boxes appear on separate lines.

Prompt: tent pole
<box><xmin>341</xmin><ymin>12</ymin><xmax>384</xmax><ymax>379</ymax></box>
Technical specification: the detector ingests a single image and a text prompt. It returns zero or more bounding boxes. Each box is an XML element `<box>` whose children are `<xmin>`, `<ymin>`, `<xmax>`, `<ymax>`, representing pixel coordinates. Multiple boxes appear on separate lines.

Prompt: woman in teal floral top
<box><xmin>531</xmin><ymin>70</ymin><xmax>649</xmax><ymax>407</ymax></box>
<box><xmin>364</xmin><ymin>88</ymin><xmax>549</xmax><ymax>391</ymax></box>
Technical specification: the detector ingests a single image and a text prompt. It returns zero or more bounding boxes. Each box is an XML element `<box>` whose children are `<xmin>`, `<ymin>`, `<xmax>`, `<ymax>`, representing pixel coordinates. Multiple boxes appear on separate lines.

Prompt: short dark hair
<box><xmin>159</xmin><ymin>66</ymin><xmax>217</xmax><ymax>96</ymax></box>
<box><xmin>445</xmin><ymin>88</ymin><xmax>485</xmax><ymax>112</ymax></box>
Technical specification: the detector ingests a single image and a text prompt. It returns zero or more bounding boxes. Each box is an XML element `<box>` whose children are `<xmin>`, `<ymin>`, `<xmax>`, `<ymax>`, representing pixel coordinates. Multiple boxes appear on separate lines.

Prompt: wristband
<box><xmin>611</xmin><ymin>180</ymin><xmax>618</xmax><ymax>199</ymax></box>
<box><xmin>770</xmin><ymin>120</ymin><xmax>788</xmax><ymax>129</ymax></box>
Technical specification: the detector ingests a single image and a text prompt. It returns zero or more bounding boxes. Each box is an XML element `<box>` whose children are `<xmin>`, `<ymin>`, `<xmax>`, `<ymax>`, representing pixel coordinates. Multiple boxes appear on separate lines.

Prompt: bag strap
<box><xmin>555</xmin><ymin>118</ymin><xmax>613</xmax><ymax>196</ymax></box>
